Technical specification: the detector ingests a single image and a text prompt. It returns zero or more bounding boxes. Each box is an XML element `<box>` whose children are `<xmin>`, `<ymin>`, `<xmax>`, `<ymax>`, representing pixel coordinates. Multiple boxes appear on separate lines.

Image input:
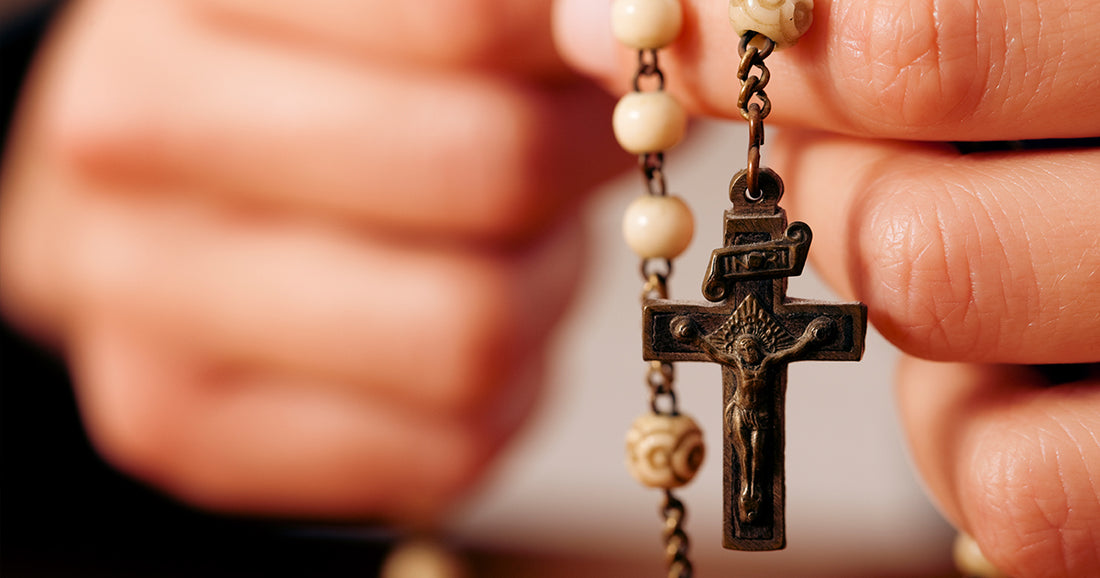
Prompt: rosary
<box><xmin>613</xmin><ymin>0</ymin><xmax>867</xmax><ymax>573</ymax></box>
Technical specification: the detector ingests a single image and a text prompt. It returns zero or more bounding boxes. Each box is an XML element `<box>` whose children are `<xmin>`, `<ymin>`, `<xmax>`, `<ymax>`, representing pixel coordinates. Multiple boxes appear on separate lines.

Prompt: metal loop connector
<box><xmin>736</xmin><ymin>32</ymin><xmax>773</xmax><ymax>122</ymax></box>
<box><xmin>737</xmin><ymin>31</ymin><xmax>775</xmax><ymax>60</ymax></box>
<box><xmin>661</xmin><ymin>491</ymin><xmax>693</xmax><ymax>577</ymax></box>
<box><xmin>633</xmin><ymin>49</ymin><xmax>665</xmax><ymax>91</ymax></box>
<box><xmin>745</xmin><ymin>103</ymin><xmax>765</xmax><ymax>201</ymax></box>
<box><xmin>640</xmin><ymin>152</ymin><xmax>668</xmax><ymax>196</ymax></box>
<box><xmin>640</xmin><ymin>258</ymin><xmax>673</xmax><ymax>285</ymax></box>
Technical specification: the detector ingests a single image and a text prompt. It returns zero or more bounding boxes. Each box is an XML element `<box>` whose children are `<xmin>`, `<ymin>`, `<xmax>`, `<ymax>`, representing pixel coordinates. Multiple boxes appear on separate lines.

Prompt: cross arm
<box><xmin>642</xmin><ymin>300</ymin><xmax>729</xmax><ymax>362</ymax></box>
<box><xmin>780</xmin><ymin>298</ymin><xmax>867</xmax><ymax>362</ymax></box>
<box><xmin>642</xmin><ymin>297</ymin><xmax>867</xmax><ymax>363</ymax></box>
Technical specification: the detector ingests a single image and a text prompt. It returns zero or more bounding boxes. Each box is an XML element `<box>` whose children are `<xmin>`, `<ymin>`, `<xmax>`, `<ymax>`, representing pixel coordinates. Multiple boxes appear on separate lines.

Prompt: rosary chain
<box><xmin>736</xmin><ymin>32</ymin><xmax>775</xmax><ymax>119</ymax></box>
<box><xmin>646</xmin><ymin>360</ymin><xmax>679</xmax><ymax>416</ymax></box>
<box><xmin>662</xmin><ymin>491</ymin><xmax>693</xmax><ymax>578</ymax></box>
<box><xmin>627</xmin><ymin>35</ymin><xmax>693</xmax><ymax>578</ymax></box>
<box><xmin>736</xmin><ymin>32</ymin><xmax>776</xmax><ymax>201</ymax></box>
<box><xmin>641</xmin><ymin>152</ymin><xmax>669</xmax><ymax>196</ymax></box>
<box><xmin>633</xmin><ymin>49</ymin><xmax>666</xmax><ymax>91</ymax></box>
<box><xmin>634</xmin><ymin>48</ymin><xmax>674</xmax><ymax>284</ymax></box>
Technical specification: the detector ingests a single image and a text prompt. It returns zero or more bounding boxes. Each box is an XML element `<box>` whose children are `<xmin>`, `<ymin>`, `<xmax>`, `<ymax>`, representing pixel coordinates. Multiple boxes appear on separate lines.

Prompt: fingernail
<box><xmin>553</xmin><ymin>0</ymin><xmax>617</xmax><ymax>81</ymax></box>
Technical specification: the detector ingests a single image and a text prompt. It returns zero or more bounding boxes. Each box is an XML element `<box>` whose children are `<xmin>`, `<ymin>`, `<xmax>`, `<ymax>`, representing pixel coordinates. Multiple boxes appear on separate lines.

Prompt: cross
<box><xmin>642</xmin><ymin>169</ymin><xmax>867</xmax><ymax>551</ymax></box>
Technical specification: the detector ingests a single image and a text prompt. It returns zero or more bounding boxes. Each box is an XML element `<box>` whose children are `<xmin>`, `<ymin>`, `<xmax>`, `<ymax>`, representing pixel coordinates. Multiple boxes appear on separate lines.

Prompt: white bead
<box><xmin>622</xmin><ymin>194</ymin><xmax>694</xmax><ymax>259</ymax></box>
<box><xmin>729</xmin><ymin>0</ymin><xmax>813</xmax><ymax>50</ymax></box>
<box><xmin>611</xmin><ymin>0</ymin><xmax>683</xmax><ymax>50</ymax></box>
<box><xmin>612</xmin><ymin>91</ymin><xmax>687</xmax><ymax>154</ymax></box>
<box><xmin>625</xmin><ymin>412</ymin><xmax>705</xmax><ymax>489</ymax></box>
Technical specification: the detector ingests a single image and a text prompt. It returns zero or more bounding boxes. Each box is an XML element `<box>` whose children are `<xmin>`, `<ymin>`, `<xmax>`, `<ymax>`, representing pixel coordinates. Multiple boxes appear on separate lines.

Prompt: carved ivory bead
<box><xmin>626</xmin><ymin>412</ymin><xmax>705</xmax><ymax>489</ymax></box>
<box><xmin>612</xmin><ymin>91</ymin><xmax>687</xmax><ymax>154</ymax></box>
<box><xmin>728</xmin><ymin>0</ymin><xmax>813</xmax><ymax>49</ymax></box>
<box><xmin>622</xmin><ymin>194</ymin><xmax>694</xmax><ymax>259</ymax></box>
<box><xmin>611</xmin><ymin>0</ymin><xmax>683</xmax><ymax>50</ymax></box>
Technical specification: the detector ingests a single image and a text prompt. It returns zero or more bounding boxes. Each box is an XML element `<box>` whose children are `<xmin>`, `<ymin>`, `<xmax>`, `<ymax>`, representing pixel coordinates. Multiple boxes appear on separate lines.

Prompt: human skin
<box><xmin>556</xmin><ymin>0</ymin><xmax>1100</xmax><ymax>575</ymax></box>
<box><xmin>3</xmin><ymin>0</ymin><xmax>1099</xmax><ymax>575</ymax></box>
<box><xmin>0</xmin><ymin>0</ymin><xmax>625</xmax><ymax>526</ymax></box>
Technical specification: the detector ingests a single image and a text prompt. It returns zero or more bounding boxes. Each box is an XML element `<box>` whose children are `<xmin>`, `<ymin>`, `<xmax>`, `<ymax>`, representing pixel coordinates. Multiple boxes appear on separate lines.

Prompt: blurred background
<box><xmin>405</xmin><ymin>120</ymin><xmax>956</xmax><ymax>576</ymax></box>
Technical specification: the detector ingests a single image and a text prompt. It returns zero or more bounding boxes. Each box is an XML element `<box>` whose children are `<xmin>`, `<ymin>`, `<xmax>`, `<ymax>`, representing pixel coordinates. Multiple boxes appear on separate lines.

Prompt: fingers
<box><xmin>48</xmin><ymin>0</ymin><xmax>624</xmax><ymax>242</ymax></box>
<box><xmin>70</xmin><ymin>322</ymin><xmax>544</xmax><ymax>520</ymax></box>
<box><xmin>191</xmin><ymin>0</ymin><xmax>566</xmax><ymax>74</ymax></box>
<box><xmin>770</xmin><ymin>131</ymin><xmax>1100</xmax><ymax>364</ymax></box>
<box><xmin>896</xmin><ymin>356</ymin><xmax>1100</xmax><ymax>576</ymax></box>
<box><xmin>556</xmin><ymin>0</ymin><xmax>1100</xmax><ymax>140</ymax></box>
<box><xmin>62</xmin><ymin>187</ymin><xmax>583</xmax><ymax>417</ymax></box>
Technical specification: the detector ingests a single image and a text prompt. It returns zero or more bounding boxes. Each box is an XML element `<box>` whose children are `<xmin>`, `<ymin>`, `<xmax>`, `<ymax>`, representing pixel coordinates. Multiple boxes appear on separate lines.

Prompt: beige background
<box><xmin>448</xmin><ymin>120</ymin><xmax>956</xmax><ymax>576</ymax></box>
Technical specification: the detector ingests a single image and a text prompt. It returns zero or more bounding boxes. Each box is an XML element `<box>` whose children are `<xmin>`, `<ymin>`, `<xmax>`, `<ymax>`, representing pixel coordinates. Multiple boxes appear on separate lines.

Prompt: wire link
<box><xmin>633</xmin><ymin>49</ymin><xmax>666</xmax><ymax>92</ymax></box>
<box><xmin>629</xmin><ymin>40</ymin><xmax>691</xmax><ymax>578</ymax></box>
<box><xmin>647</xmin><ymin>361</ymin><xmax>679</xmax><ymax>416</ymax></box>
<box><xmin>737</xmin><ymin>31</ymin><xmax>775</xmax><ymax>201</ymax></box>
<box><xmin>640</xmin><ymin>258</ymin><xmax>673</xmax><ymax>285</ymax></box>
<box><xmin>642</xmin><ymin>272</ymin><xmax>669</xmax><ymax>301</ymax></box>
<box><xmin>661</xmin><ymin>491</ymin><xmax>693</xmax><ymax>578</ymax></box>
<box><xmin>640</xmin><ymin>152</ymin><xmax>668</xmax><ymax>196</ymax></box>
<box><xmin>745</xmin><ymin>104</ymin><xmax>765</xmax><ymax>201</ymax></box>
<box><xmin>735</xmin><ymin>32</ymin><xmax>774</xmax><ymax>121</ymax></box>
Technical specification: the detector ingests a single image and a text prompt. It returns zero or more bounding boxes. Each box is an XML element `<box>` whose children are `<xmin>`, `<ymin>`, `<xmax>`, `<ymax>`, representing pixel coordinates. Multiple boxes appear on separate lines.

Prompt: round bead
<box><xmin>622</xmin><ymin>194</ymin><xmax>694</xmax><ymax>259</ymax></box>
<box><xmin>728</xmin><ymin>0</ymin><xmax>814</xmax><ymax>50</ymax></box>
<box><xmin>612</xmin><ymin>91</ymin><xmax>687</xmax><ymax>154</ymax></box>
<box><xmin>381</xmin><ymin>539</ymin><xmax>469</xmax><ymax>578</ymax></box>
<box><xmin>611</xmin><ymin>0</ymin><xmax>683</xmax><ymax>50</ymax></box>
<box><xmin>626</xmin><ymin>412</ymin><xmax>705</xmax><ymax>489</ymax></box>
<box><xmin>953</xmin><ymin>533</ymin><xmax>1009</xmax><ymax>578</ymax></box>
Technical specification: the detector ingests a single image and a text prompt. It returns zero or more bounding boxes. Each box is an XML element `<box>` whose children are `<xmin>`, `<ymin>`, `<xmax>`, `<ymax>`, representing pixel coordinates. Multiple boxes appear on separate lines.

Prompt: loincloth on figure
<box><xmin>725</xmin><ymin>402</ymin><xmax>775</xmax><ymax>431</ymax></box>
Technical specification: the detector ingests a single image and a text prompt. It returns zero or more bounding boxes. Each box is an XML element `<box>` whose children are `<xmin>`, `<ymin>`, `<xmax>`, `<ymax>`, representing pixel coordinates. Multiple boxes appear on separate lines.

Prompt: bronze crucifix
<box><xmin>642</xmin><ymin>169</ymin><xmax>867</xmax><ymax>551</ymax></box>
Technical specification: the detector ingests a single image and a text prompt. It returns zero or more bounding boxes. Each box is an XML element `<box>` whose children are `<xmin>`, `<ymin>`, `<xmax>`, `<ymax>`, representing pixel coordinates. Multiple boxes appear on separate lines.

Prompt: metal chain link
<box><xmin>631</xmin><ymin>40</ymin><xmax>693</xmax><ymax>578</ymax></box>
<box><xmin>641</xmin><ymin>152</ymin><xmax>668</xmax><ymax>196</ymax></box>
<box><xmin>736</xmin><ymin>32</ymin><xmax>776</xmax><ymax>201</ymax></box>
<box><xmin>662</xmin><ymin>491</ymin><xmax>693</xmax><ymax>578</ymax></box>
<box><xmin>647</xmin><ymin>361</ymin><xmax>679</xmax><ymax>416</ymax></box>
<box><xmin>633</xmin><ymin>48</ymin><xmax>666</xmax><ymax>91</ymax></box>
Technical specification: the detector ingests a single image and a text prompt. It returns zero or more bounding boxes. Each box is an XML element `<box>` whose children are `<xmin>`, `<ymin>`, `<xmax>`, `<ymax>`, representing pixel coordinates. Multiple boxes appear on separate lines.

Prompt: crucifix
<box><xmin>642</xmin><ymin>168</ymin><xmax>867</xmax><ymax>551</ymax></box>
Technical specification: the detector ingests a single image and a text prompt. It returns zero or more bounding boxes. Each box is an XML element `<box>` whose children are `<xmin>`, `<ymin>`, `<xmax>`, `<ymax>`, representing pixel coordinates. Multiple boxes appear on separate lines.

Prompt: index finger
<box><xmin>193</xmin><ymin>0</ymin><xmax>569</xmax><ymax>76</ymax></box>
<box><xmin>556</xmin><ymin>0</ymin><xmax>1100</xmax><ymax>141</ymax></box>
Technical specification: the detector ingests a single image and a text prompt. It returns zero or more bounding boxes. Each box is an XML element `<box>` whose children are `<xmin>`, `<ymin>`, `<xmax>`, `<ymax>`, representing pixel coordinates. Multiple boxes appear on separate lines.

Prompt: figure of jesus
<box><xmin>672</xmin><ymin>313</ymin><xmax>835</xmax><ymax>523</ymax></box>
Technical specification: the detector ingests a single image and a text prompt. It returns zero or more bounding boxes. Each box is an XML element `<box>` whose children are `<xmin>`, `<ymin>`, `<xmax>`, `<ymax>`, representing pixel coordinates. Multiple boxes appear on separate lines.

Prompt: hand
<box><xmin>557</xmin><ymin>0</ymin><xmax>1100</xmax><ymax>575</ymax></box>
<box><xmin>0</xmin><ymin>0</ymin><xmax>623</xmax><ymax>524</ymax></box>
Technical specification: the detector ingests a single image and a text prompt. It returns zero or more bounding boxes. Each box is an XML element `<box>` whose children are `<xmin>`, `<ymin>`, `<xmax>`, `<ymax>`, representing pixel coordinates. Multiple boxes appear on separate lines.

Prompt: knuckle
<box><xmin>40</xmin><ymin>42</ymin><xmax>152</xmax><ymax>178</ymax></box>
<box><xmin>442</xmin><ymin>88</ymin><xmax>558</xmax><ymax>240</ymax></box>
<box><xmin>82</xmin><ymin>384</ymin><xmax>179</xmax><ymax>491</ymax></box>
<box><xmin>428</xmin><ymin>0</ymin><xmax>509</xmax><ymax>64</ymax></box>
<box><xmin>831</xmin><ymin>0</ymin><xmax>986</xmax><ymax>132</ymax></box>
<box><xmin>427</xmin><ymin>262</ymin><xmax>519</xmax><ymax>414</ymax></box>
<box><xmin>424</xmin><ymin>427</ymin><xmax>495</xmax><ymax>505</ymax></box>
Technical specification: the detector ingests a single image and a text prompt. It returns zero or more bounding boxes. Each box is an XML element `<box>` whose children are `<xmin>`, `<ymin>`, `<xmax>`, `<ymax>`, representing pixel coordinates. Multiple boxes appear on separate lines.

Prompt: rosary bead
<box><xmin>622</xmin><ymin>194</ymin><xmax>694</xmax><ymax>259</ymax></box>
<box><xmin>381</xmin><ymin>539</ymin><xmax>469</xmax><ymax>578</ymax></box>
<box><xmin>728</xmin><ymin>0</ymin><xmax>813</xmax><ymax>49</ymax></box>
<box><xmin>612</xmin><ymin>91</ymin><xmax>687</xmax><ymax>154</ymax></box>
<box><xmin>626</xmin><ymin>412</ymin><xmax>705</xmax><ymax>489</ymax></box>
<box><xmin>611</xmin><ymin>0</ymin><xmax>683</xmax><ymax>50</ymax></box>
